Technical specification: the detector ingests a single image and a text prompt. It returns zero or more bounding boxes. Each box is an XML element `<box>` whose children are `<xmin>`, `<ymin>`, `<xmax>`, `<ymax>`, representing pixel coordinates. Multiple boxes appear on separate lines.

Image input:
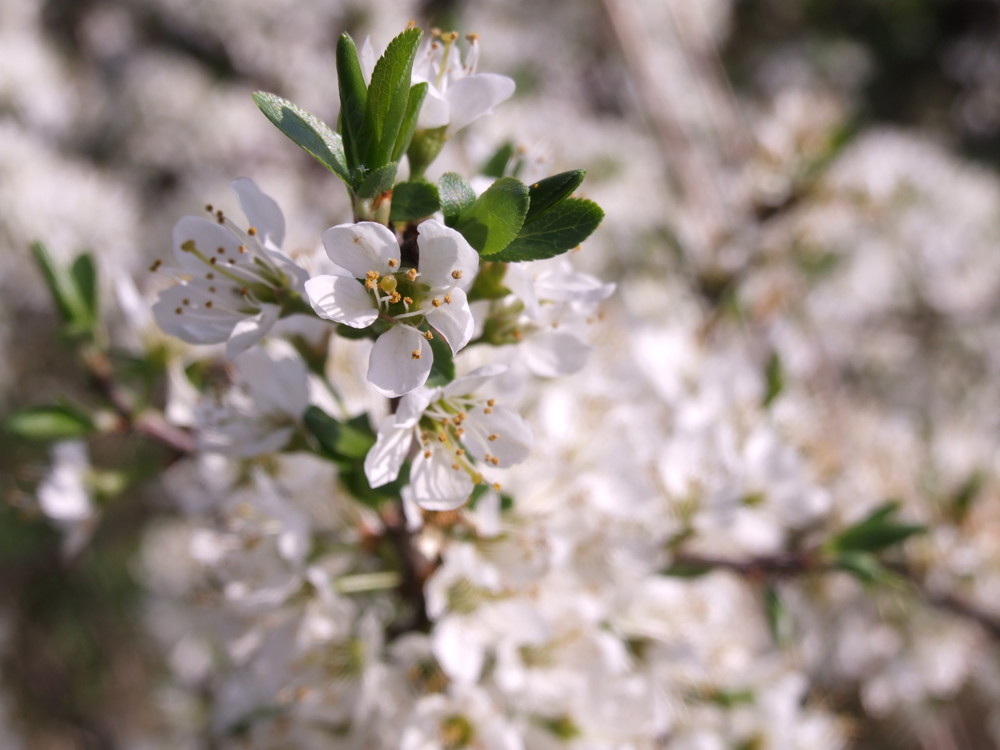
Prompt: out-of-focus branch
<box><xmin>673</xmin><ymin>551</ymin><xmax>1000</xmax><ymax>641</ymax></box>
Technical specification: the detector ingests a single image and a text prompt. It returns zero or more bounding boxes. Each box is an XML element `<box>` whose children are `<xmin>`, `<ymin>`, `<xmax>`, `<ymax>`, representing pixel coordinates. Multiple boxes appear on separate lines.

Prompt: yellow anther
<box><xmin>205</xmin><ymin>300</ymin><xmax>214</xmax><ymax>308</ymax></box>
<box><xmin>404</xmin><ymin>296</ymin><xmax>414</xmax><ymax>305</ymax></box>
<box><xmin>217</xmin><ymin>246</ymin><xmax>225</xmax><ymax>255</ymax></box>
<box><xmin>437</xmin><ymin>434</ymin><xmax>447</xmax><ymax>443</ymax></box>
<box><xmin>149</xmin><ymin>259</ymin><xmax>162</xmax><ymax>272</ymax></box>
<box><xmin>424</xmin><ymin>450</ymin><xmax>432</xmax><ymax>458</ymax></box>
<box><xmin>216</xmin><ymin>210</ymin><xmax>225</xmax><ymax>223</ymax></box>
<box><xmin>483</xmin><ymin>407</ymin><xmax>493</xmax><ymax>414</ymax></box>
<box><xmin>407</xmin><ymin>268</ymin><xmax>418</xmax><ymax>281</ymax></box>
<box><xmin>205</xmin><ymin>204</ymin><xmax>214</xmax><ymax>212</ymax></box>
<box><xmin>388</xmin><ymin>258</ymin><xmax>399</xmax><ymax>268</ymax></box>
<box><xmin>411</xmin><ymin>349</ymin><xmax>422</xmax><ymax>359</ymax></box>
<box><xmin>182</xmin><ymin>298</ymin><xmax>190</xmax><ymax>305</ymax></box>
<box><xmin>455</xmin><ymin>449</ymin><xmax>465</xmax><ymax>456</ymax></box>
<box><xmin>451</xmin><ymin>270</ymin><xmax>463</xmax><ymax>279</ymax></box>
<box><xmin>389</xmin><ymin>291</ymin><xmax>402</xmax><ymax>303</ymax></box>
<box><xmin>487</xmin><ymin>399</ymin><xmax>496</xmax><ymax>407</ymax></box>
<box><xmin>431</xmin><ymin>298</ymin><xmax>442</xmax><ymax>307</ymax></box>
<box><xmin>488</xmin><ymin>434</ymin><xmax>498</xmax><ymax>441</ymax></box>
<box><xmin>174</xmin><ymin>307</ymin><xmax>182</xmax><ymax>314</ymax></box>
<box><xmin>492</xmin><ymin>482</ymin><xmax>502</xmax><ymax>491</ymax></box>
<box><xmin>247</xmin><ymin>226</ymin><xmax>257</xmax><ymax>236</ymax></box>
<box><xmin>239</xmin><ymin>245</ymin><xmax>248</xmax><ymax>254</ymax></box>
<box><xmin>443</xmin><ymin>293</ymin><xmax>452</xmax><ymax>304</ymax></box>
<box><xmin>424</xmin><ymin>331</ymin><xmax>434</xmax><ymax>340</ymax></box>
<box><xmin>466</xmin><ymin>33</ymin><xmax>480</xmax><ymax>42</ymax></box>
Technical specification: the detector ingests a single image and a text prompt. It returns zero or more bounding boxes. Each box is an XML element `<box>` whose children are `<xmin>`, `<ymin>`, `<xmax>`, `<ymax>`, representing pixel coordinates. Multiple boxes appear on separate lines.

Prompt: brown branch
<box><xmin>673</xmin><ymin>551</ymin><xmax>1000</xmax><ymax>642</ymax></box>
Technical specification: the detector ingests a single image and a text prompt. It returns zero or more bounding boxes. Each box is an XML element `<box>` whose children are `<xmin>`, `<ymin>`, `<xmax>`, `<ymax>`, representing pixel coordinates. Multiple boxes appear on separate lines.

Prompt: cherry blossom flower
<box><xmin>305</xmin><ymin>219</ymin><xmax>478</xmax><ymax>397</ymax></box>
<box><xmin>152</xmin><ymin>178</ymin><xmax>309</xmax><ymax>358</ymax></box>
<box><xmin>412</xmin><ymin>30</ymin><xmax>516</xmax><ymax>137</ymax></box>
<box><xmin>364</xmin><ymin>365</ymin><xmax>532</xmax><ymax>509</ymax></box>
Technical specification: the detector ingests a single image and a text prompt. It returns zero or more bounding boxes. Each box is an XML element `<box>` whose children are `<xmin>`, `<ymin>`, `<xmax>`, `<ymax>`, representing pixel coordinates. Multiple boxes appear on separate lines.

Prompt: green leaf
<box><xmin>31</xmin><ymin>242</ymin><xmax>85</xmax><ymax>326</ymax></box>
<box><xmin>763</xmin><ymin>585</ymin><xmax>790</xmax><ymax>646</ymax></box>
<box><xmin>490</xmin><ymin>197</ymin><xmax>604</xmax><ymax>262</ymax></box>
<box><xmin>356</xmin><ymin>162</ymin><xmax>398</xmax><ymax>199</ymax></box>
<box><xmin>390</xmin><ymin>181</ymin><xmax>440</xmax><ymax>222</ymax></box>
<box><xmin>951</xmin><ymin>470</ymin><xmax>984</xmax><ymax>522</ymax></box>
<box><xmin>367</xmin><ymin>27</ymin><xmax>422</xmax><ymax>166</ymax></box>
<box><xmin>438</xmin><ymin>172</ymin><xmax>476</xmax><ymax>226</ymax></box>
<box><xmin>252</xmin><ymin>92</ymin><xmax>350</xmax><ymax>182</ymax></box>
<box><xmin>6</xmin><ymin>404</ymin><xmax>95</xmax><ymax>441</ymax></box>
<box><xmin>426</xmin><ymin>333</ymin><xmax>455</xmax><ymax>387</ymax></box>
<box><xmin>467</xmin><ymin>262</ymin><xmax>509</xmax><ymax>301</ymax></box>
<box><xmin>303</xmin><ymin>406</ymin><xmax>375</xmax><ymax>462</ymax></box>
<box><xmin>480</xmin><ymin>141</ymin><xmax>517</xmax><ymax>178</ymax></box>
<box><xmin>834</xmin><ymin>551</ymin><xmax>893</xmax><ymax>586</ymax></box>
<box><xmin>829</xmin><ymin>502</ymin><xmax>926</xmax><ymax>554</ymax></box>
<box><xmin>392</xmin><ymin>82</ymin><xmax>428</xmax><ymax>162</ymax></box>
<box><xmin>336</xmin><ymin>32</ymin><xmax>370</xmax><ymax>174</ymax></box>
<box><xmin>524</xmin><ymin>170</ymin><xmax>586</xmax><ymax>221</ymax></box>
<box><xmin>71</xmin><ymin>253</ymin><xmax>98</xmax><ymax>320</ymax></box>
<box><xmin>661</xmin><ymin>560</ymin><xmax>712</xmax><ymax>578</ymax></box>
<box><xmin>454</xmin><ymin>177</ymin><xmax>530</xmax><ymax>256</ymax></box>
<box><xmin>763</xmin><ymin>351</ymin><xmax>783</xmax><ymax>407</ymax></box>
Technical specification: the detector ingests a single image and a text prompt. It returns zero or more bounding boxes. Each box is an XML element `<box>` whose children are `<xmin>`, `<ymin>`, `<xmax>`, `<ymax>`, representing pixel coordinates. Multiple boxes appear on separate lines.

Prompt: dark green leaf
<box><xmin>763</xmin><ymin>351</ymin><xmax>783</xmax><ymax>407</ymax></box>
<box><xmin>524</xmin><ymin>170</ymin><xmax>586</xmax><ymax>221</ymax></box>
<box><xmin>763</xmin><ymin>585</ymin><xmax>790</xmax><ymax>646</ymax></box>
<box><xmin>426</xmin><ymin>332</ymin><xmax>456</xmax><ymax>387</ymax></box>
<box><xmin>489</xmin><ymin>197</ymin><xmax>603</xmax><ymax>262</ymax></box>
<box><xmin>303</xmin><ymin>406</ymin><xmax>375</xmax><ymax>461</ymax></box>
<box><xmin>70</xmin><ymin>253</ymin><xmax>98</xmax><ymax>320</ymax></box>
<box><xmin>952</xmin><ymin>470</ymin><xmax>984</xmax><ymax>522</ymax></box>
<box><xmin>389</xmin><ymin>181</ymin><xmax>441</xmax><ymax>222</ymax></box>
<box><xmin>252</xmin><ymin>92</ymin><xmax>350</xmax><ymax>182</ymax></box>
<box><xmin>367</xmin><ymin>27</ymin><xmax>422</xmax><ymax>166</ymax></box>
<box><xmin>438</xmin><ymin>172</ymin><xmax>476</xmax><ymax>226</ymax></box>
<box><xmin>454</xmin><ymin>177</ymin><xmax>530</xmax><ymax>256</ymax></box>
<box><xmin>834</xmin><ymin>551</ymin><xmax>892</xmax><ymax>586</ymax></box>
<box><xmin>392</xmin><ymin>82</ymin><xmax>428</xmax><ymax>162</ymax></box>
<box><xmin>336</xmin><ymin>33</ymin><xmax>370</xmax><ymax>173</ymax></box>
<box><xmin>480</xmin><ymin>141</ymin><xmax>517</xmax><ymax>178</ymax></box>
<box><xmin>662</xmin><ymin>560</ymin><xmax>712</xmax><ymax>578</ymax></box>
<box><xmin>356</xmin><ymin>162</ymin><xmax>398</xmax><ymax>199</ymax></box>
<box><xmin>829</xmin><ymin>501</ymin><xmax>926</xmax><ymax>554</ymax></box>
<box><xmin>6</xmin><ymin>404</ymin><xmax>95</xmax><ymax>441</ymax></box>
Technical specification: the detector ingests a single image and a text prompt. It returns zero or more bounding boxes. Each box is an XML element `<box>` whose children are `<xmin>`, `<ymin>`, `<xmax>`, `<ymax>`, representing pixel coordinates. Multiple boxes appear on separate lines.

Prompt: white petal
<box><xmin>442</xmin><ymin>364</ymin><xmax>507</xmax><ymax>400</ymax></box>
<box><xmin>396</xmin><ymin>387</ymin><xmax>438</xmax><ymax>427</ymax></box>
<box><xmin>152</xmin><ymin>286</ymin><xmax>233</xmax><ymax>345</ymax></box>
<box><xmin>305</xmin><ymin>274</ymin><xmax>378</xmax><ymax>328</ymax></box>
<box><xmin>226</xmin><ymin>304</ymin><xmax>280</xmax><ymax>359</ymax></box>
<box><xmin>415</xmin><ymin>85</ymin><xmax>450</xmax><ymax>130</ymax></box>
<box><xmin>502</xmin><ymin>264</ymin><xmax>540</xmax><ymax>319</ymax></box>
<box><xmin>432</xmin><ymin>616</ymin><xmax>485</xmax><ymax>683</ymax></box>
<box><xmin>445</xmin><ymin>73</ymin><xmax>515</xmax><ymax>134</ymax></box>
<box><xmin>235</xmin><ymin>339</ymin><xmax>310</xmax><ymax>416</ymax></box>
<box><xmin>231</xmin><ymin>178</ymin><xmax>285</xmax><ymax>249</ymax></box>
<box><xmin>416</xmin><ymin>219</ymin><xmax>479</xmax><ymax>290</ymax></box>
<box><xmin>410</xmin><ymin>448</ymin><xmax>475</xmax><ymax>510</ymax></box>
<box><xmin>368</xmin><ymin>325</ymin><xmax>432</xmax><ymax>397</ymax></box>
<box><xmin>322</xmin><ymin>222</ymin><xmax>400</xmax><ymax>279</ymax></box>
<box><xmin>364</xmin><ymin>416</ymin><xmax>413</xmax><ymax>487</ymax></box>
<box><xmin>463</xmin><ymin>405</ymin><xmax>533</xmax><ymax>466</ymax></box>
<box><xmin>171</xmin><ymin>216</ymin><xmax>240</xmax><ymax>272</ymax></box>
<box><xmin>425</xmin><ymin>288</ymin><xmax>474</xmax><ymax>354</ymax></box>
<box><xmin>522</xmin><ymin>330</ymin><xmax>590</xmax><ymax>376</ymax></box>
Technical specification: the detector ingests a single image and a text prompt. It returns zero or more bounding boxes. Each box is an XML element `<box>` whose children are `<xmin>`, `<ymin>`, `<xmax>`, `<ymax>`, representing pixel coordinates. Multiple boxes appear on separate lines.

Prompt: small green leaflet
<box><xmin>438</xmin><ymin>172</ymin><xmax>476</xmax><ymax>226</ymax></box>
<box><xmin>489</xmin><ymin>197</ymin><xmax>604</xmax><ymax>262</ymax></box>
<box><xmin>454</xmin><ymin>177</ymin><xmax>530</xmax><ymax>257</ymax></box>
<box><xmin>252</xmin><ymin>92</ymin><xmax>350</xmax><ymax>182</ymax></box>
<box><xmin>389</xmin><ymin>181</ymin><xmax>441</xmax><ymax>222</ymax></box>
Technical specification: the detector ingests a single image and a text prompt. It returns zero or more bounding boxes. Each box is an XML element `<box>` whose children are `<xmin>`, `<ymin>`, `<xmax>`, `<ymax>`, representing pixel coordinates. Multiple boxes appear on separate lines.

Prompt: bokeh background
<box><xmin>5</xmin><ymin>0</ymin><xmax>1000</xmax><ymax>748</ymax></box>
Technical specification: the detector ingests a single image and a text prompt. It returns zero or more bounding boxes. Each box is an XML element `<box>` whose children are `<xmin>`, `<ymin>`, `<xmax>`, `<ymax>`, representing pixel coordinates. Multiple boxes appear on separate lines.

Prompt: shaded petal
<box><xmin>432</xmin><ymin>615</ymin><xmax>486</xmax><ymax>683</ymax></box>
<box><xmin>442</xmin><ymin>364</ymin><xmax>507</xmax><ymax>400</ymax></box>
<box><xmin>231</xmin><ymin>178</ymin><xmax>285</xmax><ymax>249</ymax></box>
<box><xmin>368</xmin><ymin>325</ymin><xmax>432</xmax><ymax>397</ymax></box>
<box><xmin>445</xmin><ymin>73</ymin><xmax>515</xmax><ymax>134</ymax></box>
<box><xmin>396</xmin><ymin>387</ymin><xmax>438</xmax><ymax>427</ymax></box>
<box><xmin>415</xmin><ymin>84</ymin><xmax>450</xmax><ymax>130</ymax></box>
<box><xmin>226</xmin><ymin>304</ymin><xmax>280</xmax><ymax>358</ymax></box>
<box><xmin>305</xmin><ymin>274</ymin><xmax>378</xmax><ymax>328</ymax></box>
<box><xmin>322</xmin><ymin>222</ymin><xmax>400</xmax><ymax>279</ymax></box>
<box><xmin>522</xmin><ymin>330</ymin><xmax>590</xmax><ymax>376</ymax></box>
<box><xmin>416</xmin><ymin>219</ymin><xmax>479</xmax><ymax>290</ymax></box>
<box><xmin>463</xmin><ymin>405</ymin><xmax>533</xmax><ymax>466</ymax></box>
<box><xmin>235</xmin><ymin>339</ymin><xmax>310</xmax><ymax>417</ymax></box>
<box><xmin>425</xmin><ymin>288</ymin><xmax>474</xmax><ymax>353</ymax></box>
<box><xmin>364</xmin><ymin>415</ymin><xmax>413</xmax><ymax>487</ymax></box>
<box><xmin>410</xmin><ymin>448</ymin><xmax>475</xmax><ymax>511</ymax></box>
<box><xmin>152</xmin><ymin>285</ymin><xmax>233</xmax><ymax>345</ymax></box>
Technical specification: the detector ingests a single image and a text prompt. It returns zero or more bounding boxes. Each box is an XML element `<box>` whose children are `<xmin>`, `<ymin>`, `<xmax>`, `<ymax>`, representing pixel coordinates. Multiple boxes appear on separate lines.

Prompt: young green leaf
<box><xmin>480</xmin><ymin>141</ymin><xmax>518</xmax><ymax>178</ymax></box>
<box><xmin>408</xmin><ymin>125</ymin><xmax>448</xmax><ymax>179</ymax></box>
<box><xmin>829</xmin><ymin>501</ymin><xmax>926</xmax><ymax>554</ymax></box>
<box><xmin>336</xmin><ymin>32</ymin><xmax>370</xmax><ymax>173</ymax></box>
<box><xmin>454</xmin><ymin>177</ymin><xmax>530</xmax><ymax>256</ymax></box>
<box><xmin>31</xmin><ymin>242</ymin><xmax>84</xmax><ymax>326</ymax></box>
<box><xmin>524</xmin><ymin>170</ymin><xmax>586</xmax><ymax>221</ymax></box>
<box><xmin>303</xmin><ymin>406</ymin><xmax>375</xmax><ymax>462</ymax></box>
<box><xmin>438</xmin><ymin>172</ymin><xmax>476</xmax><ymax>226</ymax></box>
<box><xmin>389</xmin><ymin>181</ymin><xmax>441</xmax><ymax>222</ymax></box>
<box><xmin>763</xmin><ymin>351</ymin><xmax>783</xmax><ymax>407</ymax></box>
<box><xmin>367</xmin><ymin>27</ymin><xmax>422</xmax><ymax>166</ymax></box>
<box><xmin>6</xmin><ymin>404</ymin><xmax>95</xmax><ymax>441</ymax></box>
<box><xmin>392</xmin><ymin>82</ymin><xmax>428</xmax><ymax>162</ymax></box>
<box><xmin>489</xmin><ymin>198</ymin><xmax>603</xmax><ymax>262</ymax></box>
<box><xmin>70</xmin><ymin>253</ymin><xmax>98</xmax><ymax>321</ymax></box>
<box><xmin>356</xmin><ymin>162</ymin><xmax>398</xmax><ymax>199</ymax></box>
<box><xmin>252</xmin><ymin>92</ymin><xmax>350</xmax><ymax>182</ymax></box>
